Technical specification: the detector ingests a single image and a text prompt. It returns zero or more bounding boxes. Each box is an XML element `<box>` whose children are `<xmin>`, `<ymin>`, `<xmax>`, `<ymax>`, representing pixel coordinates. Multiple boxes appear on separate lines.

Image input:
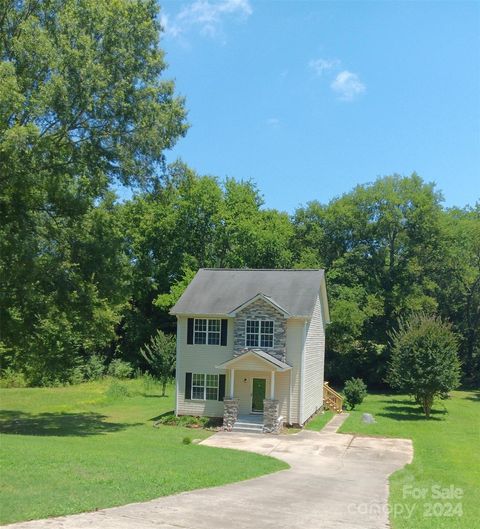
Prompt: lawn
<box><xmin>0</xmin><ymin>378</ymin><xmax>287</xmax><ymax>525</ymax></box>
<box><xmin>305</xmin><ymin>410</ymin><xmax>333</xmax><ymax>431</ymax></box>
<box><xmin>339</xmin><ymin>390</ymin><xmax>479</xmax><ymax>529</ymax></box>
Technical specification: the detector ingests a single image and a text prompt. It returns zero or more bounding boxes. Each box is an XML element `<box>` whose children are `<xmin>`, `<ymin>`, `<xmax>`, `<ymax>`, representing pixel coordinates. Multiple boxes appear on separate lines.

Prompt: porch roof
<box><xmin>215</xmin><ymin>349</ymin><xmax>292</xmax><ymax>372</ymax></box>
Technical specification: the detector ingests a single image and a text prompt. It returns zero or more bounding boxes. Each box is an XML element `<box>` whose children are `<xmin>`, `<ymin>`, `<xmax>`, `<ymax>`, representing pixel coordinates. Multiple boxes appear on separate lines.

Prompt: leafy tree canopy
<box><xmin>0</xmin><ymin>0</ymin><xmax>186</xmax><ymax>384</ymax></box>
<box><xmin>388</xmin><ymin>313</ymin><xmax>461</xmax><ymax>417</ymax></box>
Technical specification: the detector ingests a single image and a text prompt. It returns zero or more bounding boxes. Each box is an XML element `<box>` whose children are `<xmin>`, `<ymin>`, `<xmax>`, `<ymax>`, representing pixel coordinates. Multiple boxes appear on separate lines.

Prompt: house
<box><xmin>170</xmin><ymin>268</ymin><xmax>331</xmax><ymax>432</ymax></box>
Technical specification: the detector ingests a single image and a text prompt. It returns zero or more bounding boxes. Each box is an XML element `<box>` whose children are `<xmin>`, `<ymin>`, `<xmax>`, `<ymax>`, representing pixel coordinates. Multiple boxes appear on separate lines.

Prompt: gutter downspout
<box><xmin>299</xmin><ymin>319</ymin><xmax>308</xmax><ymax>425</ymax></box>
<box><xmin>175</xmin><ymin>316</ymin><xmax>180</xmax><ymax>416</ymax></box>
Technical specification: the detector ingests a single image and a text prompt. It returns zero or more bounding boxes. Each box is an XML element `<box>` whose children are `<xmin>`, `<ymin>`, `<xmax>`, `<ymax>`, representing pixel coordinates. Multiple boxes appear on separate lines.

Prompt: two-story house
<box><xmin>170</xmin><ymin>268</ymin><xmax>330</xmax><ymax>432</ymax></box>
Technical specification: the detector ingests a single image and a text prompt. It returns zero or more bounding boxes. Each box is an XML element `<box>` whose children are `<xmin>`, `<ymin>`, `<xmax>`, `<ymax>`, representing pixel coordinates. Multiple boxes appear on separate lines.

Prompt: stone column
<box><xmin>263</xmin><ymin>399</ymin><xmax>281</xmax><ymax>434</ymax></box>
<box><xmin>223</xmin><ymin>398</ymin><xmax>239</xmax><ymax>431</ymax></box>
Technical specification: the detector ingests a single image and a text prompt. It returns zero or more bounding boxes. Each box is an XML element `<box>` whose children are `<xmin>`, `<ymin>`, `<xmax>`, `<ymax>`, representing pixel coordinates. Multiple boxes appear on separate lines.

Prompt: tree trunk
<box><xmin>162</xmin><ymin>380</ymin><xmax>166</xmax><ymax>397</ymax></box>
<box><xmin>422</xmin><ymin>395</ymin><xmax>433</xmax><ymax>418</ymax></box>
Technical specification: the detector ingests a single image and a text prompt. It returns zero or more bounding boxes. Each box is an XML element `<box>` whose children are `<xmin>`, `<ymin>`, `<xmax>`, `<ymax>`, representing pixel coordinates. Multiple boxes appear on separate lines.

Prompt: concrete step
<box><xmin>234</xmin><ymin>420</ymin><xmax>263</xmax><ymax>427</ymax></box>
<box><xmin>231</xmin><ymin>420</ymin><xmax>264</xmax><ymax>433</ymax></box>
<box><xmin>231</xmin><ymin>425</ymin><xmax>264</xmax><ymax>434</ymax></box>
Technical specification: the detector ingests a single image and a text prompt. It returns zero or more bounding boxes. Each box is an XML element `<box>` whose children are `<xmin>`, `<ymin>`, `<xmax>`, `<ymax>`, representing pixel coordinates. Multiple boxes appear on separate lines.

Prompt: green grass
<box><xmin>0</xmin><ymin>378</ymin><xmax>287</xmax><ymax>524</ymax></box>
<box><xmin>305</xmin><ymin>410</ymin><xmax>334</xmax><ymax>431</ymax></box>
<box><xmin>339</xmin><ymin>390</ymin><xmax>479</xmax><ymax>529</ymax></box>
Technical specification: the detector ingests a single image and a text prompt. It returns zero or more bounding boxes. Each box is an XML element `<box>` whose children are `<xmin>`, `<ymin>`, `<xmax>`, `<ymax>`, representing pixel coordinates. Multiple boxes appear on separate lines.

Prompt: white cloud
<box><xmin>163</xmin><ymin>0</ymin><xmax>252</xmax><ymax>40</ymax></box>
<box><xmin>266</xmin><ymin>117</ymin><xmax>280</xmax><ymax>126</ymax></box>
<box><xmin>330</xmin><ymin>70</ymin><xmax>366</xmax><ymax>101</ymax></box>
<box><xmin>308</xmin><ymin>58</ymin><xmax>340</xmax><ymax>76</ymax></box>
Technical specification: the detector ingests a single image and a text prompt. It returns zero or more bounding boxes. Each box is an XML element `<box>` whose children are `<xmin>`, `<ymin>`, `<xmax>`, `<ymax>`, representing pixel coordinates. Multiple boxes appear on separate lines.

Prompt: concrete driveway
<box><xmin>7</xmin><ymin>414</ymin><xmax>413</xmax><ymax>529</ymax></box>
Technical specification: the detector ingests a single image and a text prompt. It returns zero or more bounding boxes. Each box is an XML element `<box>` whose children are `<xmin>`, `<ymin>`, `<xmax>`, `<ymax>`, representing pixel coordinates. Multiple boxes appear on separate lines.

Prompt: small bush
<box><xmin>68</xmin><ymin>367</ymin><xmax>86</xmax><ymax>385</ymax></box>
<box><xmin>82</xmin><ymin>355</ymin><xmax>106</xmax><ymax>381</ymax></box>
<box><xmin>182</xmin><ymin>436</ymin><xmax>191</xmax><ymax>445</ymax></box>
<box><xmin>154</xmin><ymin>413</ymin><xmax>221</xmax><ymax>429</ymax></box>
<box><xmin>0</xmin><ymin>368</ymin><xmax>27</xmax><ymax>388</ymax></box>
<box><xmin>106</xmin><ymin>380</ymin><xmax>129</xmax><ymax>399</ymax></box>
<box><xmin>133</xmin><ymin>367</ymin><xmax>143</xmax><ymax>379</ymax></box>
<box><xmin>344</xmin><ymin>377</ymin><xmax>367</xmax><ymax>410</ymax></box>
<box><xmin>107</xmin><ymin>359</ymin><xmax>133</xmax><ymax>379</ymax></box>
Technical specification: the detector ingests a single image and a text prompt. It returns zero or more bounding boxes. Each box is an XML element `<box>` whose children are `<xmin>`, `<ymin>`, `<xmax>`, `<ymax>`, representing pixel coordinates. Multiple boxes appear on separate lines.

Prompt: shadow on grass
<box><xmin>150</xmin><ymin>411</ymin><xmax>175</xmax><ymax>422</ymax></box>
<box><xmin>377</xmin><ymin>401</ymin><xmax>447</xmax><ymax>422</ymax></box>
<box><xmin>464</xmin><ymin>391</ymin><xmax>480</xmax><ymax>402</ymax></box>
<box><xmin>0</xmin><ymin>410</ymin><xmax>140</xmax><ymax>436</ymax></box>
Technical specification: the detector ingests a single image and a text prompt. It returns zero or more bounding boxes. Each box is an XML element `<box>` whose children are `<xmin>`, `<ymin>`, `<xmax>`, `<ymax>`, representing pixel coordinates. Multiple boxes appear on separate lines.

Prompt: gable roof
<box><xmin>215</xmin><ymin>349</ymin><xmax>292</xmax><ymax>372</ymax></box>
<box><xmin>170</xmin><ymin>268</ymin><xmax>327</xmax><ymax>319</ymax></box>
<box><xmin>228</xmin><ymin>292</ymin><xmax>290</xmax><ymax>317</ymax></box>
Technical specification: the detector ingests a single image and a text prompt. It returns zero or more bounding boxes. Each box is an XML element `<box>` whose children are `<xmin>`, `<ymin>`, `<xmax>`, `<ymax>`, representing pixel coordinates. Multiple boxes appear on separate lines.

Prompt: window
<box><xmin>245</xmin><ymin>319</ymin><xmax>274</xmax><ymax>348</ymax></box>
<box><xmin>207</xmin><ymin>319</ymin><xmax>220</xmax><ymax>345</ymax></box>
<box><xmin>192</xmin><ymin>373</ymin><xmax>205</xmax><ymax>399</ymax></box>
<box><xmin>194</xmin><ymin>319</ymin><xmax>221</xmax><ymax>345</ymax></box>
<box><xmin>246</xmin><ymin>320</ymin><xmax>259</xmax><ymax>347</ymax></box>
<box><xmin>191</xmin><ymin>373</ymin><xmax>219</xmax><ymax>400</ymax></box>
<box><xmin>260</xmin><ymin>320</ymin><xmax>274</xmax><ymax>347</ymax></box>
<box><xmin>194</xmin><ymin>319</ymin><xmax>207</xmax><ymax>344</ymax></box>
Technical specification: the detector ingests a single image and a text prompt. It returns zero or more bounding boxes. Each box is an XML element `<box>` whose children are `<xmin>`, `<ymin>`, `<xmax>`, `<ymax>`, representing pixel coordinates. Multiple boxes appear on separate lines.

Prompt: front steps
<box><xmin>231</xmin><ymin>414</ymin><xmax>264</xmax><ymax>434</ymax></box>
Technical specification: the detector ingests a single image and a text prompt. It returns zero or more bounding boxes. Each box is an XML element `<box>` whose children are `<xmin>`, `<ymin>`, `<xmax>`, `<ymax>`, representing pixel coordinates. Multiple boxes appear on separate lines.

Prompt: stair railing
<box><xmin>323</xmin><ymin>382</ymin><xmax>344</xmax><ymax>413</ymax></box>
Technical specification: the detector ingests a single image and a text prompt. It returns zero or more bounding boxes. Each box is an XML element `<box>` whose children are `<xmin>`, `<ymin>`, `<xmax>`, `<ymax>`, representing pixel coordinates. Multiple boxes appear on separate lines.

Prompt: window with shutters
<box><xmin>194</xmin><ymin>318</ymin><xmax>221</xmax><ymax>345</ymax></box>
<box><xmin>245</xmin><ymin>319</ymin><xmax>274</xmax><ymax>348</ymax></box>
<box><xmin>191</xmin><ymin>373</ymin><xmax>219</xmax><ymax>400</ymax></box>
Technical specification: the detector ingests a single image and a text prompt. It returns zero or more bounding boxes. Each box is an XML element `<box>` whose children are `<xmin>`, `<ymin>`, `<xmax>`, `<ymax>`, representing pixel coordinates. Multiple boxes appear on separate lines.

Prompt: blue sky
<box><xmin>158</xmin><ymin>0</ymin><xmax>480</xmax><ymax>212</ymax></box>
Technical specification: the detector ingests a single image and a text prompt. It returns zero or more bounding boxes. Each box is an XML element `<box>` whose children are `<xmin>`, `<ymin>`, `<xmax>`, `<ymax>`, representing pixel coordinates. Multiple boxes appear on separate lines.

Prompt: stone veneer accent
<box><xmin>223</xmin><ymin>398</ymin><xmax>239</xmax><ymax>431</ymax></box>
<box><xmin>263</xmin><ymin>399</ymin><xmax>281</xmax><ymax>434</ymax></box>
<box><xmin>233</xmin><ymin>298</ymin><xmax>287</xmax><ymax>362</ymax></box>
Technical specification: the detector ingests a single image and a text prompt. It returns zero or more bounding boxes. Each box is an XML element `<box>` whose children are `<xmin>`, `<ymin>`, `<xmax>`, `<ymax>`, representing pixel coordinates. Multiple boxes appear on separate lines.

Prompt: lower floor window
<box><xmin>192</xmin><ymin>373</ymin><xmax>219</xmax><ymax>400</ymax></box>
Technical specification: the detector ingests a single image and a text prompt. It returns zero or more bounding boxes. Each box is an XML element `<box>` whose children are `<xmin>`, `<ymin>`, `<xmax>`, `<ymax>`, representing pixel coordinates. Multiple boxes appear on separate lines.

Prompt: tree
<box><xmin>293</xmin><ymin>174</ymin><xmax>447</xmax><ymax>386</ymax></box>
<box><xmin>0</xmin><ymin>0</ymin><xmax>187</xmax><ymax>383</ymax></box>
<box><xmin>435</xmin><ymin>205</ymin><xmax>480</xmax><ymax>384</ymax></box>
<box><xmin>388</xmin><ymin>314</ymin><xmax>461</xmax><ymax>417</ymax></box>
<box><xmin>343</xmin><ymin>377</ymin><xmax>367</xmax><ymax>410</ymax></box>
<box><xmin>140</xmin><ymin>330</ymin><xmax>176</xmax><ymax>396</ymax></box>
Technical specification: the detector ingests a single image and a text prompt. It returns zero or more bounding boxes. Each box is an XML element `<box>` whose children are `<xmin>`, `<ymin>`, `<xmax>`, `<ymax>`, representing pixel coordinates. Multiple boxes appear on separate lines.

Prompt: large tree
<box><xmin>0</xmin><ymin>0</ymin><xmax>187</xmax><ymax>383</ymax></box>
<box><xmin>293</xmin><ymin>174</ymin><xmax>447</xmax><ymax>385</ymax></box>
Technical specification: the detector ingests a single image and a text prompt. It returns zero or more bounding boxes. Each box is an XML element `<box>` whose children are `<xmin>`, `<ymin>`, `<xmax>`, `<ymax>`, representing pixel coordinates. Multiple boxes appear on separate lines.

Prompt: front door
<box><xmin>252</xmin><ymin>378</ymin><xmax>266</xmax><ymax>412</ymax></box>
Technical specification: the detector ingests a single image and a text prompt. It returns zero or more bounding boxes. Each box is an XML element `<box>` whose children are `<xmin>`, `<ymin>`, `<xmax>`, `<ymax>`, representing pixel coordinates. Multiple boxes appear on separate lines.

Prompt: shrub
<box><xmin>81</xmin><ymin>355</ymin><xmax>106</xmax><ymax>381</ymax></box>
<box><xmin>106</xmin><ymin>380</ymin><xmax>129</xmax><ymax>399</ymax></box>
<box><xmin>0</xmin><ymin>368</ymin><xmax>27</xmax><ymax>388</ymax></box>
<box><xmin>140</xmin><ymin>330</ymin><xmax>176</xmax><ymax>396</ymax></box>
<box><xmin>343</xmin><ymin>377</ymin><xmax>367</xmax><ymax>410</ymax></box>
<box><xmin>107</xmin><ymin>359</ymin><xmax>133</xmax><ymax>379</ymax></box>
<box><xmin>388</xmin><ymin>313</ymin><xmax>460</xmax><ymax>418</ymax></box>
<box><xmin>155</xmin><ymin>413</ymin><xmax>206</xmax><ymax>427</ymax></box>
<box><xmin>69</xmin><ymin>366</ymin><xmax>86</xmax><ymax>385</ymax></box>
<box><xmin>182</xmin><ymin>436</ymin><xmax>191</xmax><ymax>445</ymax></box>
<box><xmin>154</xmin><ymin>413</ymin><xmax>221</xmax><ymax>429</ymax></box>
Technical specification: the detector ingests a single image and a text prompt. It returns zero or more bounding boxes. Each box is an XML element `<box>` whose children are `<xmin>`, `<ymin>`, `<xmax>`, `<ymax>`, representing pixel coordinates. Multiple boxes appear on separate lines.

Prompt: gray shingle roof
<box><xmin>170</xmin><ymin>268</ymin><xmax>325</xmax><ymax>318</ymax></box>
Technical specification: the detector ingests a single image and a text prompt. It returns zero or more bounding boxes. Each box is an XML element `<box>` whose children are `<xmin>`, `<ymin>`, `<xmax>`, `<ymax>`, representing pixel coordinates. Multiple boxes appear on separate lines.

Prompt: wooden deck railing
<box><xmin>323</xmin><ymin>382</ymin><xmax>343</xmax><ymax>413</ymax></box>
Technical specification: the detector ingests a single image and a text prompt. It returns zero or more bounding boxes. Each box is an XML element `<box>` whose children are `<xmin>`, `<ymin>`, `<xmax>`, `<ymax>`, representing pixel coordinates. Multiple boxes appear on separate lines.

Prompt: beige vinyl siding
<box><xmin>176</xmin><ymin>315</ymin><xmax>233</xmax><ymax>417</ymax></box>
<box><xmin>285</xmin><ymin>318</ymin><xmax>306</xmax><ymax>424</ymax></box>
<box><xmin>301</xmin><ymin>295</ymin><xmax>325</xmax><ymax>423</ymax></box>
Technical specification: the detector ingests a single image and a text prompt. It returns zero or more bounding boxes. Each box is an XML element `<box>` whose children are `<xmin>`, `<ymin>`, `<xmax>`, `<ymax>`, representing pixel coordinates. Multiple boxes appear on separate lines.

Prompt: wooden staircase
<box><xmin>323</xmin><ymin>382</ymin><xmax>344</xmax><ymax>413</ymax></box>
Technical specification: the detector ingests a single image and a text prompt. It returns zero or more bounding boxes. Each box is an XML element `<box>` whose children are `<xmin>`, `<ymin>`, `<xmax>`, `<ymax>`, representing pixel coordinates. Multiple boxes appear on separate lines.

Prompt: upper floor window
<box><xmin>245</xmin><ymin>319</ymin><xmax>274</xmax><ymax>348</ymax></box>
<box><xmin>194</xmin><ymin>318</ymin><xmax>221</xmax><ymax>345</ymax></box>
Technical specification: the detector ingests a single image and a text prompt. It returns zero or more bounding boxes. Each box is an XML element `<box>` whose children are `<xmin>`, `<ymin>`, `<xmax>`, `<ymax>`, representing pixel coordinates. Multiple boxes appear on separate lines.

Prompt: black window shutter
<box><xmin>221</xmin><ymin>319</ymin><xmax>228</xmax><ymax>346</ymax></box>
<box><xmin>218</xmin><ymin>374</ymin><xmax>226</xmax><ymax>401</ymax></box>
<box><xmin>185</xmin><ymin>372</ymin><xmax>192</xmax><ymax>399</ymax></box>
<box><xmin>187</xmin><ymin>318</ymin><xmax>194</xmax><ymax>344</ymax></box>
